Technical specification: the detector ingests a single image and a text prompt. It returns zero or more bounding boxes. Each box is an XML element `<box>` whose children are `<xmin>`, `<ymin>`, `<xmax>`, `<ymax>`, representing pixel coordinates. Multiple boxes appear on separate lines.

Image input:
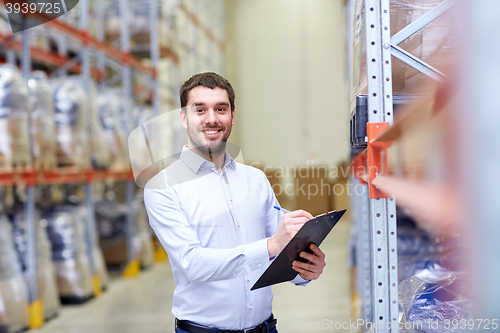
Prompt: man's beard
<box><xmin>187</xmin><ymin>122</ymin><xmax>232</xmax><ymax>157</ymax></box>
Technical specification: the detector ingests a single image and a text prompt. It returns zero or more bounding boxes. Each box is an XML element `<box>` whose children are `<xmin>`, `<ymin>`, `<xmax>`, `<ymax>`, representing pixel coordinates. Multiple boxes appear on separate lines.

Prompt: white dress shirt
<box><xmin>144</xmin><ymin>146</ymin><xmax>309</xmax><ymax>330</ymax></box>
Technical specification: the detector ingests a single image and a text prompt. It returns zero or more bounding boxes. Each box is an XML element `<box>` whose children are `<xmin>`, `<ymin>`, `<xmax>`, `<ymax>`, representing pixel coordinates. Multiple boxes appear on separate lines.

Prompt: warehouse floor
<box><xmin>36</xmin><ymin>219</ymin><xmax>352</xmax><ymax>333</ymax></box>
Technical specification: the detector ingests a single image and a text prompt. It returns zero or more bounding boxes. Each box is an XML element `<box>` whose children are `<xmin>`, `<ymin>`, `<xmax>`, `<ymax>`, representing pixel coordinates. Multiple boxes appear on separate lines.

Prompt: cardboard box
<box><xmin>294</xmin><ymin>167</ymin><xmax>330</xmax><ymax>216</ymax></box>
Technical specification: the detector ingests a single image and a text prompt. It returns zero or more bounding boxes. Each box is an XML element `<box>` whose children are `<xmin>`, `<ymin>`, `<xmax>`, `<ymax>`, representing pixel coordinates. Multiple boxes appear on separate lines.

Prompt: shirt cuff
<box><xmin>243</xmin><ymin>238</ymin><xmax>270</xmax><ymax>272</ymax></box>
<box><xmin>290</xmin><ymin>273</ymin><xmax>311</xmax><ymax>286</ymax></box>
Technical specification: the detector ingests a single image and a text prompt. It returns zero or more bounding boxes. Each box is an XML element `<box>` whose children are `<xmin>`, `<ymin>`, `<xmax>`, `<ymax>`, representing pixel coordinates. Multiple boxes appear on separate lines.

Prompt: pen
<box><xmin>273</xmin><ymin>206</ymin><xmax>291</xmax><ymax>214</ymax></box>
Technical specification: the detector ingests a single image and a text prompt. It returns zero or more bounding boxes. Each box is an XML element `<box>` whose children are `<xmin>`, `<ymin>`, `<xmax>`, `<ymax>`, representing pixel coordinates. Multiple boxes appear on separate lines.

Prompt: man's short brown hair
<box><xmin>180</xmin><ymin>72</ymin><xmax>235</xmax><ymax>111</ymax></box>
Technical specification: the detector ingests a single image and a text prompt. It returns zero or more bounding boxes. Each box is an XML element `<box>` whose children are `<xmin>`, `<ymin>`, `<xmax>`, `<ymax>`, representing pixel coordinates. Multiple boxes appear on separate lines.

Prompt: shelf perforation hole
<box><xmin>379</xmin><ymin>299</ymin><xmax>383</xmax><ymax>303</ymax></box>
<box><xmin>372</xmin><ymin>58</ymin><xmax>376</xmax><ymax>62</ymax></box>
<box><xmin>378</xmin><ymin>282</ymin><xmax>382</xmax><ymax>286</ymax></box>
<box><xmin>370</xmin><ymin>7</ymin><xmax>374</xmax><ymax>11</ymax></box>
<box><xmin>371</xmin><ymin>24</ymin><xmax>375</xmax><ymax>28</ymax></box>
<box><xmin>373</xmin><ymin>93</ymin><xmax>377</xmax><ymax>97</ymax></box>
<box><xmin>378</xmin><ymin>265</ymin><xmax>382</xmax><ymax>269</ymax></box>
<box><xmin>377</xmin><ymin>247</ymin><xmax>381</xmax><ymax>251</ymax></box>
<box><xmin>372</xmin><ymin>76</ymin><xmax>376</xmax><ymax>79</ymax></box>
<box><xmin>376</xmin><ymin>213</ymin><xmax>380</xmax><ymax>217</ymax></box>
<box><xmin>379</xmin><ymin>316</ymin><xmax>383</xmax><ymax>320</ymax></box>
<box><xmin>373</xmin><ymin>110</ymin><xmax>378</xmax><ymax>114</ymax></box>
<box><xmin>371</xmin><ymin>41</ymin><xmax>375</xmax><ymax>45</ymax></box>
<box><xmin>377</xmin><ymin>230</ymin><xmax>381</xmax><ymax>234</ymax></box>
<box><xmin>392</xmin><ymin>283</ymin><xmax>396</xmax><ymax>287</ymax></box>
<box><xmin>387</xmin><ymin>112</ymin><xmax>391</xmax><ymax>116</ymax></box>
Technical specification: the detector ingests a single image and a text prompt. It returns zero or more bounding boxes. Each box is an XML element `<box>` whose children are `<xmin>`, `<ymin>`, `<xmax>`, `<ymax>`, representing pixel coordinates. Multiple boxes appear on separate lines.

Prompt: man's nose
<box><xmin>204</xmin><ymin>109</ymin><xmax>218</xmax><ymax>124</ymax></box>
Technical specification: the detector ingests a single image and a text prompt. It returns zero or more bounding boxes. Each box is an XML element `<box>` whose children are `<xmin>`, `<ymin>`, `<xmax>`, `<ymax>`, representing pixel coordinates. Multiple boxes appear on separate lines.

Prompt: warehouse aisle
<box><xmin>37</xmin><ymin>219</ymin><xmax>351</xmax><ymax>333</ymax></box>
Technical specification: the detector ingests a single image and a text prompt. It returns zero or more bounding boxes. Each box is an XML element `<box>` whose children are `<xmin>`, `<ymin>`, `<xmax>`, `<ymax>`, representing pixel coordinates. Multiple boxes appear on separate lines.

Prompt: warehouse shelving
<box><xmin>0</xmin><ymin>0</ymin><xmax>227</xmax><ymax>330</ymax></box>
<box><xmin>348</xmin><ymin>0</ymin><xmax>462</xmax><ymax>332</ymax></box>
<box><xmin>0</xmin><ymin>0</ymin><xmax>161</xmax><ymax>329</ymax></box>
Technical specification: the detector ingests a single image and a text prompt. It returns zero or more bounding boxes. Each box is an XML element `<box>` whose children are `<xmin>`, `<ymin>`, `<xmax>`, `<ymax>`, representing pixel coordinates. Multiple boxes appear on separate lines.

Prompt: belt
<box><xmin>175</xmin><ymin>314</ymin><xmax>277</xmax><ymax>333</ymax></box>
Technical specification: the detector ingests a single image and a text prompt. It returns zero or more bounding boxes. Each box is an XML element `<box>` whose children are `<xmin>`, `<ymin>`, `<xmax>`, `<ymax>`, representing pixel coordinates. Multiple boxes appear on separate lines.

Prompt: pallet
<box><xmin>0</xmin><ymin>158</ymin><xmax>31</xmax><ymax>174</ymax></box>
<box><xmin>33</xmin><ymin>158</ymin><xmax>57</xmax><ymax>171</ymax></box>
<box><xmin>60</xmin><ymin>294</ymin><xmax>94</xmax><ymax>305</ymax></box>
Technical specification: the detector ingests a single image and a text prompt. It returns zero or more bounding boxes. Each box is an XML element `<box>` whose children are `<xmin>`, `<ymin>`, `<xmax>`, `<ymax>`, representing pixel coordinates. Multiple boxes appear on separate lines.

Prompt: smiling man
<box><xmin>144</xmin><ymin>72</ymin><xmax>326</xmax><ymax>333</ymax></box>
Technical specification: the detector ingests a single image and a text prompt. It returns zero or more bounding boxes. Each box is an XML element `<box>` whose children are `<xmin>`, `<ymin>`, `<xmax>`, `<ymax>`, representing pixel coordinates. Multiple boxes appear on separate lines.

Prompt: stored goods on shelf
<box><xmin>96</xmin><ymin>90</ymin><xmax>128</xmax><ymax>171</ymax></box>
<box><xmin>87</xmin><ymin>81</ymin><xmax>112</xmax><ymax>170</ymax></box>
<box><xmin>50</xmin><ymin>78</ymin><xmax>90</xmax><ymax>168</ymax></box>
<box><xmin>0</xmin><ymin>65</ymin><xmax>31</xmax><ymax>171</ymax></box>
<box><xmin>11</xmin><ymin>208</ymin><xmax>60</xmax><ymax>320</ymax></box>
<box><xmin>0</xmin><ymin>215</ymin><xmax>29</xmax><ymax>333</ymax></box>
<box><xmin>349</xmin><ymin>0</ymin><xmax>458</xmax><ymax>101</ymax></box>
<box><xmin>104</xmin><ymin>0</ymin><xmax>176</xmax><ymax>49</ymax></box>
<box><xmin>43</xmin><ymin>205</ymin><xmax>94</xmax><ymax>303</ymax></box>
<box><xmin>398</xmin><ymin>264</ymin><xmax>471</xmax><ymax>333</ymax></box>
<box><xmin>96</xmin><ymin>193</ymin><xmax>154</xmax><ymax>268</ymax></box>
<box><xmin>28</xmin><ymin>71</ymin><xmax>57</xmax><ymax>170</ymax></box>
<box><xmin>75</xmin><ymin>205</ymin><xmax>109</xmax><ymax>289</ymax></box>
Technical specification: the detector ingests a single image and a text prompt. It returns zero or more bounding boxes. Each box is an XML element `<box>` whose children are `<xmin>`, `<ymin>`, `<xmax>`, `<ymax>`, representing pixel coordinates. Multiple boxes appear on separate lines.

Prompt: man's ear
<box><xmin>231</xmin><ymin>108</ymin><xmax>235</xmax><ymax>126</ymax></box>
<box><xmin>179</xmin><ymin>108</ymin><xmax>188</xmax><ymax>129</ymax></box>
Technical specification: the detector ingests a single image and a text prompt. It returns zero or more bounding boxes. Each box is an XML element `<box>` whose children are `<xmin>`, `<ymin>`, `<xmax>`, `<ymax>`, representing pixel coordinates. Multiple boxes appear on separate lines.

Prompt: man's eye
<box><xmin>196</xmin><ymin>109</ymin><xmax>204</xmax><ymax>113</ymax></box>
<box><xmin>217</xmin><ymin>108</ymin><xmax>225</xmax><ymax>112</ymax></box>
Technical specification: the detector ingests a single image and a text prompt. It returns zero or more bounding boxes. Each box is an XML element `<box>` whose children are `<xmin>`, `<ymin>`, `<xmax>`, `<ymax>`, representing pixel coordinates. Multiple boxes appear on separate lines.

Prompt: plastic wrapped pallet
<box><xmin>75</xmin><ymin>205</ymin><xmax>109</xmax><ymax>290</ymax></box>
<box><xmin>349</xmin><ymin>0</ymin><xmax>458</xmax><ymax>102</ymax></box>
<box><xmin>87</xmin><ymin>80</ymin><xmax>112</xmax><ymax>170</ymax></box>
<box><xmin>11</xmin><ymin>209</ymin><xmax>60</xmax><ymax>320</ymax></box>
<box><xmin>134</xmin><ymin>193</ymin><xmax>154</xmax><ymax>268</ymax></box>
<box><xmin>96</xmin><ymin>196</ymin><xmax>154</xmax><ymax>268</ymax></box>
<box><xmin>44</xmin><ymin>205</ymin><xmax>94</xmax><ymax>303</ymax></box>
<box><xmin>398</xmin><ymin>264</ymin><xmax>473</xmax><ymax>333</ymax></box>
<box><xmin>104</xmin><ymin>0</ymin><xmax>175</xmax><ymax>49</ymax></box>
<box><xmin>0</xmin><ymin>215</ymin><xmax>29</xmax><ymax>333</ymax></box>
<box><xmin>50</xmin><ymin>77</ymin><xmax>90</xmax><ymax>168</ymax></box>
<box><xmin>28</xmin><ymin>71</ymin><xmax>57</xmax><ymax>170</ymax></box>
<box><xmin>0</xmin><ymin>65</ymin><xmax>31</xmax><ymax>171</ymax></box>
<box><xmin>96</xmin><ymin>90</ymin><xmax>128</xmax><ymax>171</ymax></box>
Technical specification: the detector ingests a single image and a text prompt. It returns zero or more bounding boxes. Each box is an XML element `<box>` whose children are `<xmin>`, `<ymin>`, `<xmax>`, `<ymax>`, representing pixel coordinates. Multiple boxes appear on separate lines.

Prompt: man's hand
<box><xmin>267</xmin><ymin>209</ymin><xmax>313</xmax><ymax>258</ymax></box>
<box><xmin>291</xmin><ymin>244</ymin><xmax>326</xmax><ymax>281</ymax></box>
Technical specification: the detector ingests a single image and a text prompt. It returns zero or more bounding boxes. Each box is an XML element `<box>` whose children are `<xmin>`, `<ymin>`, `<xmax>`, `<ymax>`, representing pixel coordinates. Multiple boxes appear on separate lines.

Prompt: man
<box><xmin>144</xmin><ymin>72</ymin><xmax>326</xmax><ymax>333</ymax></box>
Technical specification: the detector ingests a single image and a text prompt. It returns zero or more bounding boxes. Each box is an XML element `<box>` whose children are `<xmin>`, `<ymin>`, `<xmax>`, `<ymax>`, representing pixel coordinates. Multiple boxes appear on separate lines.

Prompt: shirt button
<box><xmin>258</xmin><ymin>264</ymin><xmax>261</xmax><ymax>267</ymax></box>
<box><xmin>246</xmin><ymin>277</ymin><xmax>250</xmax><ymax>281</ymax></box>
<box><xmin>249</xmin><ymin>306</ymin><xmax>253</xmax><ymax>310</ymax></box>
<box><xmin>234</xmin><ymin>273</ymin><xmax>237</xmax><ymax>277</ymax></box>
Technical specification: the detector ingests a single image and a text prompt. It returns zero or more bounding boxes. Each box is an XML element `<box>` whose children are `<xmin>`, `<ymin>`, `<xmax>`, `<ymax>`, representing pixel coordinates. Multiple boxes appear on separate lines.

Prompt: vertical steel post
<box><xmin>6</xmin><ymin>38</ymin><xmax>15</xmax><ymax>65</ymax></box>
<box><xmin>22</xmin><ymin>25</ymin><xmax>37</xmax><ymax>304</ymax></box>
<box><xmin>79</xmin><ymin>0</ymin><xmax>99</xmax><ymax>294</ymax></box>
<box><xmin>119</xmin><ymin>0</ymin><xmax>136</xmax><ymax>270</ymax></box>
<box><xmin>352</xmin><ymin>178</ymin><xmax>373</xmax><ymax>324</ymax></box>
<box><xmin>96</xmin><ymin>0</ymin><xmax>105</xmax><ymax>85</ymax></box>
<box><xmin>22</xmin><ymin>19</ymin><xmax>43</xmax><ymax>328</ymax></box>
<box><xmin>192</xmin><ymin>0</ymin><xmax>200</xmax><ymax>74</ymax></box>
<box><xmin>364</xmin><ymin>0</ymin><xmax>398</xmax><ymax>331</ymax></box>
<box><xmin>57</xmin><ymin>16</ymin><xmax>68</xmax><ymax>77</ymax></box>
<box><xmin>150</xmin><ymin>0</ymin><xmax>160</xmax><ymax>116</ymax></box>
<box><xmin>218</xmin><ymin>0</ymin><xmax>225</xmax><ymax>76</ymax></box>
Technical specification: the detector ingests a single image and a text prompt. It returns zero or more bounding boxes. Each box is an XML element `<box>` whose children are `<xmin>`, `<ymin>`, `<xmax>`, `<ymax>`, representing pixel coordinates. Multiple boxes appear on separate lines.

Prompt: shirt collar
<box><xmin>180</xmin><ymin>145</ymin><xmax>235</xmax><ymax>174</ymax></box>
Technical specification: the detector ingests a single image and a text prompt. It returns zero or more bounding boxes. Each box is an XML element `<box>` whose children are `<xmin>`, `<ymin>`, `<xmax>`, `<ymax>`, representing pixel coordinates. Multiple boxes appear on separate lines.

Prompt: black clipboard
<box><xmin>251</xmin><ymin>209</ymin><xmax>346</xmax><ymax>291</ymax></box>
